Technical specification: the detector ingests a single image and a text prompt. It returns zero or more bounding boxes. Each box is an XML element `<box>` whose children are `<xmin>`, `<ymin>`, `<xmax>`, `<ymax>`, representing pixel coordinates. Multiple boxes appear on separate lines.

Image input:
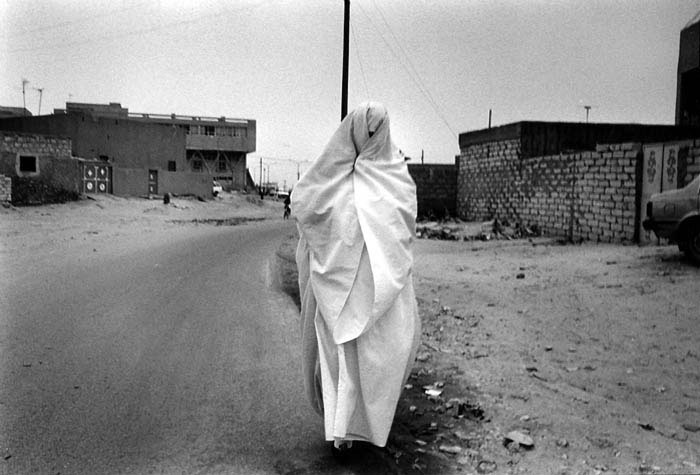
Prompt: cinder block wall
<box><xmin>458</xmin><ymin>140</ymin><xmax>642</xmax><ymax>242</ymax></box>
<box><xmin>516</xmin><ymin>152</ymin><xmax>576</xmax><ymax>239</ymax></box>
<box><xmin>457</xmin><ymin>139</ymin><xmax>521</xmax><ymax>221</ymax></box>
<box><xmin>407</xmin><ymin>163</ymin><xmax>457</xmax><ymax>219</ymax></box>
<box><xmin>573</xmin><ymin>144</ymin><xmax>640</xmax><ymax>242</ymax></box>
<box><xmin>0</xmin><ymin>132</ymin><xmax>81</xmax><ymax>204</ymax></box>
<box><xmin>0</xmin><ymin>131</ymin><xmax>72</xmax><ymax>158</ymax></box>
<box><xmin>0</xmin><ymin>174</ymin><xmax>11</xmax><ymax>202</ymax></box>
<box><xmin>515</xmin><ymin>144</ymin><xmax>640</xmax><ymax>242</ymax></box>
<box><xmin>683</xmin><ymin>138</ymin><xmax>700</xmax><ymax>185</ymax></box>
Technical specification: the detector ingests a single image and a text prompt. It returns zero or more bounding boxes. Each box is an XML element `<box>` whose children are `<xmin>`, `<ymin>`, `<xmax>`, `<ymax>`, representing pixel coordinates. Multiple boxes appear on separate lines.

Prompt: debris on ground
<box><xmin>416</xmin><ymin>218</ymin><xmax>542</xmax><ymax>241</ymax></box>
<box><xmin>504</xmin><ymin>430</ymin><xmax>535</xmax><ymax>450</ymax></box>
<box><xmin>438</xmin><ymin>444</ymin><xmax>463</xmax><ymax>454</ymax></box>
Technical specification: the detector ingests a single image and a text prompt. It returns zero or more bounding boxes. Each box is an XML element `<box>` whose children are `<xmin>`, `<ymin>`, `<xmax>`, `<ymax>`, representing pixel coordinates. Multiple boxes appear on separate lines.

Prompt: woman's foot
<box><xmin>330</xmin><ymin>440</ymin><xmax>355</xmax><ymax>462</ymax></box>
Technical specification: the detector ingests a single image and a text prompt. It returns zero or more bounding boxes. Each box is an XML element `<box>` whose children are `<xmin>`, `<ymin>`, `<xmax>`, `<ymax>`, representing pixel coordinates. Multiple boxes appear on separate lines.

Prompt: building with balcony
<box><xmin>0</xmin><ymin>102</ymin><xmax>256</xmax><ymax>197</ymax></box>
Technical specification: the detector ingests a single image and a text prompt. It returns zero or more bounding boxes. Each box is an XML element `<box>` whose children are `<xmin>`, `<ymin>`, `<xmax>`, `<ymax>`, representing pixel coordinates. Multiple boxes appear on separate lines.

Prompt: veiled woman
<box><xmin>292</xmin><ymin>102</ymin><xmax>420</xmax><ymax>453</ymax></box>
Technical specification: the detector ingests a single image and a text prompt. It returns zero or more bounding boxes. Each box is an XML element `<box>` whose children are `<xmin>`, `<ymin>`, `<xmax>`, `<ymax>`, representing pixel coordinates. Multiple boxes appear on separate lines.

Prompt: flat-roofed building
<box><xmin>0</xmin><ymin>102</ymin><xmax>256</xmax><ymax>197</ymax></box>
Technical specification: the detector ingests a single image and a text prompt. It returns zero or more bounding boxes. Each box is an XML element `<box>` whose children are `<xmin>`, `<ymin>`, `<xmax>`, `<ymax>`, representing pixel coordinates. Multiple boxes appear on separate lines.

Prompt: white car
<box><xmin>212</xmin><ymin>180</ymin><xmax>223</xmax><ymax>197</ymax></box>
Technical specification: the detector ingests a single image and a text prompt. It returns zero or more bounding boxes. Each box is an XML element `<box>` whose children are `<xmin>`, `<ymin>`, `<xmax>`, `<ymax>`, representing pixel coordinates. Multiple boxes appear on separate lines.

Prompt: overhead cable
<box><xmin>3</xmin><ymin>1</ymin><xmax>152</xmax><ymax>39</ymax></box>
<box><xmin>351</xmin><ymin>24</ymin><xmax>371</xmax><ymax>100</ymax></box>
<box><xmin>6</xmin><ymin>0</ymin><xmax>276</xmax><ymax>54</ymax></box>
<box><xmin>356</xmin><ymin>0</ymin><xmax>458</xmax><ymax>139</ymax></box>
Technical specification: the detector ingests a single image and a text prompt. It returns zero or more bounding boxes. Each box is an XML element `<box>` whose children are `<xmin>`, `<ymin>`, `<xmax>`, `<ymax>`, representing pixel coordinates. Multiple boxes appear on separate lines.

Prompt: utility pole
<box><xmin>583</xmin><ymin>105</ymin><xmax>594</xmax><ymax>123</ymax></box>
<box><xmin>35</xmin><ymin>88</ymin><xmax>44</xmax><ymax>115</ymax></box>
<box><xmin>488</xmin><ymin>109</ymin><xmax>492</xmax><ymax>129</ymax></box>
<box><xmin>297</xmin><ymin>161</ymin><xmax>300</xmax><ymax>180</ymax></box>
<box><xmin>21</xmin><ymin>79</ymin><xmax>29</xmax><ymax>115</ymax></box>
<box><xmin>341</xmin><ymin>0</ymin><xmax>350</xmax><ymax>120</ymax></box>
<box><xmin>421</xmin><ymin>149</ymin><xmax>424</xmax><ymax>165</ymax></box>
<box><xmin>259</xmin><ymin>157</ymin><xmax>263</xmax><ymax>192</ymax></box>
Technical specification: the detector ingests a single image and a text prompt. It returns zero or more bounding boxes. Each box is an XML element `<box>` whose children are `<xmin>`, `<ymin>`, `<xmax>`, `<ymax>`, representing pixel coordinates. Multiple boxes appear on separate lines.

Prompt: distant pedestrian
<box><xmin>283</xmin><ymin>193</ymin><xmax>291</xmax><ymax>219</ymax></box>
<box><xmin>292</xmin><ymin>102</ymin><xmax>420</xmax><ymax>455</ymax></box>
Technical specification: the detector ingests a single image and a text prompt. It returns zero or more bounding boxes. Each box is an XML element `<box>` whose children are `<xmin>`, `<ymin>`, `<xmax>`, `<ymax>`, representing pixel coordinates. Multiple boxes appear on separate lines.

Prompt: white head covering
<box><xmin>293</xmin><ymin>102</ymin><xmax>417</xmax><ymax>343</ymax></box>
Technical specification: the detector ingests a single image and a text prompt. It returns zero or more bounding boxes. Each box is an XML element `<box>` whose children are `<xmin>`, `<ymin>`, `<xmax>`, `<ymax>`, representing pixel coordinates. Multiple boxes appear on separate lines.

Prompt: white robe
<box><xmin>292</xmin><ymin>102</ymin><xmax>420</xmax><ymax>447</ymax></box>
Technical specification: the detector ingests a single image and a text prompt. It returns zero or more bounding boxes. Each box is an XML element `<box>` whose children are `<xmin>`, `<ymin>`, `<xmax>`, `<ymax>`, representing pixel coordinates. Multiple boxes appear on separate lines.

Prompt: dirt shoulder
<box><xmin>277</xmin><ymin>230</ymin><xmax>700</xmax><ymax>475</ymax></box>
<box><xmin>405</xmin><ymin>237</ymin><xmax>699</xmax><ymax>475</ymax></box>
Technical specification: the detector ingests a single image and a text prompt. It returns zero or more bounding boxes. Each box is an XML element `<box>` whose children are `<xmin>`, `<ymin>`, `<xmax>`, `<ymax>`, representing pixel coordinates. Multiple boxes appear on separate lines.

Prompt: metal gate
<box><xmin>640</xmin><ymin>141</ymin><xmax>691</xmax><ymax>243</ymax></box>
<box><xmin>148</xmin><ymin>169</ymin><xmax>158</xmax><ymax>195</ymax></box>
<box><xmin>83</xmin><ymin>163</ymin><xmax>111</xmax><ymax>194</ymax></box>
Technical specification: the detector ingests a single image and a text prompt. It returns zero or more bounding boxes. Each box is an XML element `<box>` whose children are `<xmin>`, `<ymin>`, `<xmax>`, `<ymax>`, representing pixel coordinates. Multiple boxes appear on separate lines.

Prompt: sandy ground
<box><xmin>2</xmin><ymin>195</ymin><xmax>700</xmax><ymax>475</ymax></box>
<box><xmin>396</xmin><ymin>237</ymin><xmax>700</xmax><ymax>475</ymax></box>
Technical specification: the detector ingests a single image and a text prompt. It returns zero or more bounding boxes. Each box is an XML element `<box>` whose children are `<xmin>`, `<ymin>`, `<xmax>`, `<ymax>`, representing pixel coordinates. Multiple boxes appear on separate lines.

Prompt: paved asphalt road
<box><xmin>1</xmin><ymin>221</ymin><xmax>396</xmax><ymax>475</ymax></box>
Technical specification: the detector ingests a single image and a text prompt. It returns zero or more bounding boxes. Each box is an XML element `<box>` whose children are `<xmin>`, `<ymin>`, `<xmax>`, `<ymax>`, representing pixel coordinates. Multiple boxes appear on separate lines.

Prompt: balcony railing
<box><xmin>127</xmin><ymin>112</ymin><xmax>249</xmax><ymax>125</ymax></box>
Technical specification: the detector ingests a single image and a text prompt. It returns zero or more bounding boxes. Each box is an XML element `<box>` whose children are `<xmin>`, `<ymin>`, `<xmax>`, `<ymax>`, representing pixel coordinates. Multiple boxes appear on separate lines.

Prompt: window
<box><xmin>233</xmin><ymin>127</ymin><xmax>247</xmax><ymax>137</ymax></box>
<box><xmin>218</xmin><ymin>155</ymin><xmax>227</xmax><ymax>171</ymax></box>
<box><xmin>99</xmin><ymin>155</ymin><xmax>109</xmax><ymax>161</ymax></box>
<box><xmin>19</xmin><ymin>155</ymin><xmax>37</xmax><ymax>173</ymax></box>
<box><xmin>204</xmin><ymin>126</ymin><xmax>215</xmax><ymax>136</ymax></box>
<box><xmin>168</xmin><ymin>161</ymin><xmax>177</xmax><ymax>171</ymax></box>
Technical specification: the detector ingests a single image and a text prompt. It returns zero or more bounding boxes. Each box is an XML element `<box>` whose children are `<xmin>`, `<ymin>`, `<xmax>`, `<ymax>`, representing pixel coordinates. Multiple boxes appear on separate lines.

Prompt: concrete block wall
<box><xmin>457</xmin><ymin>138</ymin><xmax>521</xmax><ymax>221</ymax></box>
<box><xmin>0</xmin><ymin>174</ymin><xmax>11</xmax><ymax>202</ymax></box>
<box><xmin>572</xmin><ymin>144</ymin><xmax>640</xmax><ymax>242</ymax></box>
<box><xmin>683</xmin><ymin>138</ymin><xmax>700</xmax><ymax>185</ymax></box>
<box><xmin>458</xmin><ymin>139</ymin><xmax>642</xmax><ymax>242</ymax></box>
<box><xmin>517</xmin><ymin>153</ymin><xmax>575</xmax><ymax>239</ymax></box>
<box><xmin>407</xmin><ymin>163</ymin><xmax>457</xmax><ymax>219</ymax></box>
<box><xmin>0</xmin><ymin>131</ymin><xmax>72</xmax><ymax>157</ymax></box>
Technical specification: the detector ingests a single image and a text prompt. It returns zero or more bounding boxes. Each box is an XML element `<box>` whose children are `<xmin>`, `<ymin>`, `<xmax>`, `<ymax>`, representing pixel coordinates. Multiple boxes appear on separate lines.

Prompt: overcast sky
<box><xmin>2</xmin><ymin>0</ymin><xmax>699</xmax><ymax>188</ymax></box>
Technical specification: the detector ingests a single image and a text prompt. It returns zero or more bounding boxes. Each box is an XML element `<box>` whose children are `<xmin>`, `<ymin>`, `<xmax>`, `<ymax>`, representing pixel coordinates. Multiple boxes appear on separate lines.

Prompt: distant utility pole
<box><xmin>297</xmin><ymin>161</ymin><xmax>300</xmax><ymax>180</ymax></box>
<box><xmin>21</xmin><ymin>79</ymin><xmax>29</xmax><ymax>115</ymax></box>
<box><xmin>488</xmin><ymin>109</ymin><xmax>492</xmax><ymax>129</ymax></box>
<box><xmin>341</xmin><ymin>0</ymin><xmax>350</xmax><ymax>120</ymax></box>
<box><xmin>259</xmin><ymin>157</ymin><xmax>263</xmax><ymax>191</ymax></box>
<box><xmin>421</xmin><ymin>149</ymin><xmax>424</xmax><ymax>165</ymax></box>
<box><xmin>35</xmin><ymin>87</ymin><xmax>44</xmax><ymax>115</ymax></box>
<box><xmin>583</xmin><ymin>105</ymin><xmax>592</xmax><ymax>123</ymax></box>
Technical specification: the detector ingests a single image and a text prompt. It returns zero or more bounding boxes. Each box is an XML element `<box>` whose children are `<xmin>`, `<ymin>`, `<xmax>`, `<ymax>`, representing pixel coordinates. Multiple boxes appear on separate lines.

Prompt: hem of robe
<box><xmin>326</xmin><ymin>432</ymin><xmax>384</xmax><ymax>447</ymax></box>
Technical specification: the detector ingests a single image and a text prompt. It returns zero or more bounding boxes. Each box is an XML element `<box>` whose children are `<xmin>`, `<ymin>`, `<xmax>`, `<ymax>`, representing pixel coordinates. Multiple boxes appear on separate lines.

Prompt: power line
<box><xmin>2</xmin><ymin>2</ymin><xmax>152</xmax><ymax>39</ymax></box>
<box><xmin>369</xmin><ymin>0</ymin><xmax>458</xmax><ymax>139</ymax></box>
<box><xmin>354</xmin><ymin>1</ymin><xmax>458</xmax><ymax>139</ymax></box>
<box><xmin>351</xmin><ymin>23</ymin><xmax>371</xmax><ymax>100</ymax></box>
<box><xmin>6</xmin><ymin>0</ymin><xmax>277</xmax><ymax>55</ymax></box>
<box><xmin>7</xmin><ymin>12</ymin><xmax>220</xmax><ymax>54</ymax></box>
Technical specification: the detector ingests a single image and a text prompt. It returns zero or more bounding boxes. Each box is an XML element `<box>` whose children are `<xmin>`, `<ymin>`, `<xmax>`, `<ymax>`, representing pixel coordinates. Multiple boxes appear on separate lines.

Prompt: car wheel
<box><xmin>683</xmin><ymin>226</ymin><xmax>700</xmax><ymax>265</ymax></box>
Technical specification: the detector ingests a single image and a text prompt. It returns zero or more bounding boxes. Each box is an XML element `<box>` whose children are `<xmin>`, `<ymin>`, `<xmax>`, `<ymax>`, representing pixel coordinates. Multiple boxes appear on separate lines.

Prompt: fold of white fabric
<box><xmin>293</xmin><ymin>102</ymin><xmax>420</xmax><ymax>447</ymax></box>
